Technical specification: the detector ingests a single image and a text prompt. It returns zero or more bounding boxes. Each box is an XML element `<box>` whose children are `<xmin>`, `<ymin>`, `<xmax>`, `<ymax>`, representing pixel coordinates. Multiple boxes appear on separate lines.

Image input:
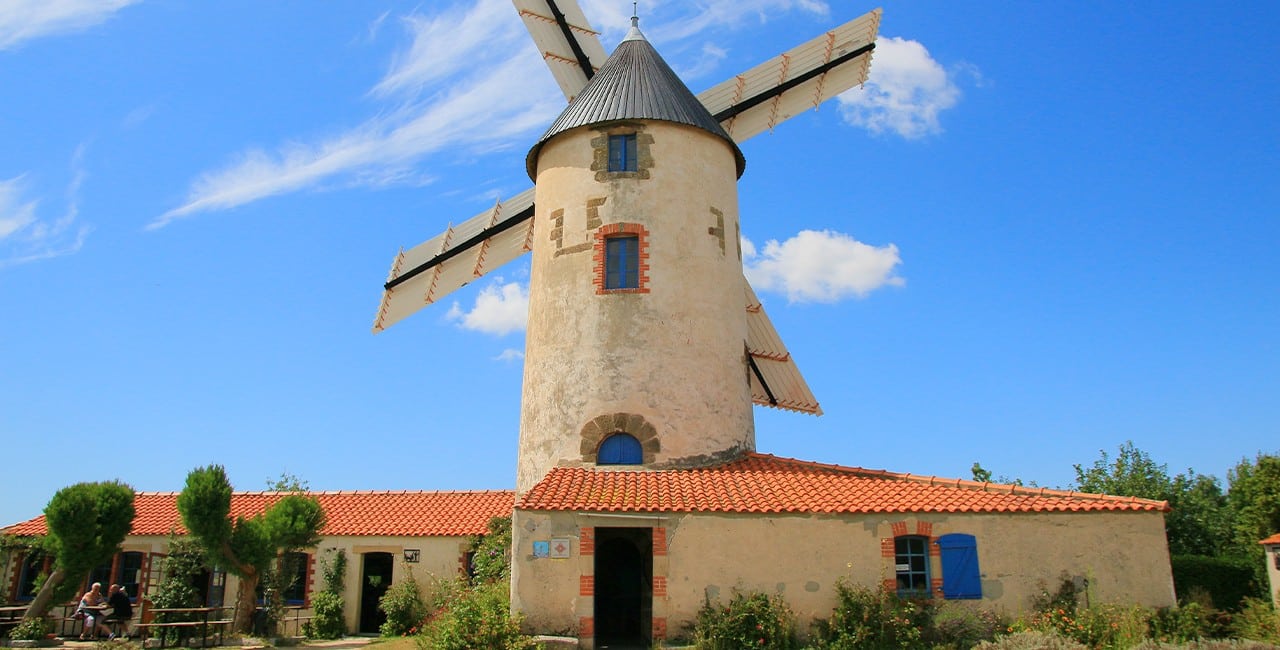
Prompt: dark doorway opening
<box><xmin>359</xmin><ymin>552</ymin><xmax>394</xmax><ymax>634</ymax></box>
<box><xmin>593</xmin><ymin>527</ymin><xmax>652</xmax><ymax>647</ymax></box>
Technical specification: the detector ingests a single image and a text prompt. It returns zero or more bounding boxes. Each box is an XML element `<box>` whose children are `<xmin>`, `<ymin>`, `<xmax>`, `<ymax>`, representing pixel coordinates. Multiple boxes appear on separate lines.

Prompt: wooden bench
<box><xmin>133</xmin><ymin>619</ymin><xmax>232</xmax><ymax>648</ymax></box>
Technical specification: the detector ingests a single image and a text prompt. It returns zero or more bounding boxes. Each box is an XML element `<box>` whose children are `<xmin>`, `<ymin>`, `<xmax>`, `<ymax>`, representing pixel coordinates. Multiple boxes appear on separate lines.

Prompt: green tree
<box><xmin>23</xmin><ymin>481</ymin><xmax>135</xmax><ymax>621</ymax></box>
<box><xmin>1226</xmin><ymin>453</ymin><xmax>1280</xmax><ymax>588</ymax></box>
<box><xmin>177</xmin><ymin>465</ymin><xmax>325</xmax><ymax>634</ymax></box>
<box><xmin>468</xmin><ymin>517</ymin><xmax>512</xmax><ymax>585</ymax></box>
<box><xmin>1073</xmin><ymin>441</ymin><xmax>1230</xmax><ymax>557</ymax></box>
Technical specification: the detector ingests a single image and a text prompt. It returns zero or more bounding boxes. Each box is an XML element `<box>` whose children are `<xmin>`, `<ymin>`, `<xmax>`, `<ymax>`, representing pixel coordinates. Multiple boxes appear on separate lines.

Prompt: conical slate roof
<box><xmin>526</xmin><ymin>20</ymin><xmax>745</xmax><ymax>180</ymax></box>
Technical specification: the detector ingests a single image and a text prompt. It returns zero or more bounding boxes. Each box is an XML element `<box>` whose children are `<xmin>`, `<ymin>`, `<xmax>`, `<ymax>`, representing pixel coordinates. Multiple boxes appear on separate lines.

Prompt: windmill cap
<box><xmin>526</xmin><ymin>23</ymin><xmax>745</xmax><ymax>180</ymax></box>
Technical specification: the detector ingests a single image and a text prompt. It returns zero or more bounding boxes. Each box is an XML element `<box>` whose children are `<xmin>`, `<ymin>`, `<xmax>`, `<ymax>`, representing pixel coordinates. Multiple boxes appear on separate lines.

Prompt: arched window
<box><xmin>894</xmin><ymin>535</ymin><xmax>931</xmax><ymax>597</ymax></box>
<box><xmin>597</xmin><ymin>433</ymin><xmax>643</xmax><ymax>465</ymax></box>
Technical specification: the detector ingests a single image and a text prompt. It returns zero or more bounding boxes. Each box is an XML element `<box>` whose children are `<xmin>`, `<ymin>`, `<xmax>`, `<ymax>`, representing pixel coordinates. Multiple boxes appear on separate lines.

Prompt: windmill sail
<box><xmin>512</xmin><ymin>0</ymin><xmax>608</xmax><ymax>102</ymax></box>
<box><xmin>745</xmin><ymin>281</ymin><xmax>822</xmax><ymax>415</ymax></box>
<box><xmin>699</xmin><ymin>8</ymin><xmax>881</xmax><ymax>143</ymax></box>
<box><xmin>373</xmin><ymin>188</ymin><xmax>536</xmax><ymax>332</ymax></box>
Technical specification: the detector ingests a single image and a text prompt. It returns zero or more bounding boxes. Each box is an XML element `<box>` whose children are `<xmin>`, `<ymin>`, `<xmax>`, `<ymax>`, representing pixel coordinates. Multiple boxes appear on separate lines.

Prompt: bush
<box><xmin>1151</xmin><ymin>603</ymin><xmax>1210</xmax><ymax>643</ymax></box>
<box><xmin>379</xmin><ymin>568</ymin><xmax>427</xmax><ymax>637</ymax></box>
<box><xmin>6</xmin><ymin>616</ymin><xmax>52</xmax><ymax>641</ymax></box>
<box><xmin>1173</xmin><ymin>555</ymin><xmax>1261</xmax><ymax>610</ymax></box>
<box><xmin>1232</xmin><ymin>598</ymin><xmax>1280</xmax><ymax>644</ymax></box>
<box><xmin>974</xmin><ymin>630</ymin><xmax>1087</xmax><ymax>649</ymax></box>
<box><xmin>813</xmin><ymin>582</ymin><xmax>930</xmax><ymax>649</ymax></box>
<box><xmin>303</xmin><ymin>548</ymin><xmax>346</xmax><ymax>639</ymax></box>
<box><xmin>694</xmin><ymin>590</ymin><xmax>797</xmax><ymax>650</ymax></box>
<box><xmin>926</xmin><ymin>602</ymin><xmax>1008</xmax><ymax>649</ymax></box>
<box><xmin>469</xmin><ymin>517</ymin><xmax>512</xmax><ymax>585</ymax></box>
<box><xmin>417</xmin><ymin>581</ymin><xmax>534</xmax><ymax>650</ymax></box>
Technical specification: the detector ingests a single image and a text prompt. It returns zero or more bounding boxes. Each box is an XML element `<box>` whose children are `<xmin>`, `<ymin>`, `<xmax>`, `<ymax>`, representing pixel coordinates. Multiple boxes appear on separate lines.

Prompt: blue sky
<box><xmin>2</xmin><ymin>0</ymin><xmax>1277</xmax><ymax>528</ymax></box>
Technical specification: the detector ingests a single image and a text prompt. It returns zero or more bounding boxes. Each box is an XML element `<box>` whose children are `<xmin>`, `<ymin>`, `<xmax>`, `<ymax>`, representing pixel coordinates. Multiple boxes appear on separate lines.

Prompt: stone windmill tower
<box><xmin>374</xmin><ymin>2</ymin><xmax>881</xmax><ymax>493</ymax></box>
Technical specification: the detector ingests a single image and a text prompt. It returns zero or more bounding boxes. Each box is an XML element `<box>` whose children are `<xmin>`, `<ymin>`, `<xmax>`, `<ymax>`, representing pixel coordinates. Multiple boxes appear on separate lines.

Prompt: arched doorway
<box><xmin>358</xmin><ymin>552</ymin><xmax>394</xmax><ymax>634</ymax></box>
<box><xmin>594</xmin><ymin>528</ymin><xmax>652</xmax><ymax>647</ymax></box>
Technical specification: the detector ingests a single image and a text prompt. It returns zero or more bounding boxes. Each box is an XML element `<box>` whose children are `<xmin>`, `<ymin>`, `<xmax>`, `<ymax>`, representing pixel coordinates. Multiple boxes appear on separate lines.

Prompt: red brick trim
<box><xmin>579</xmin><ymin>617</ymin><xmax>594</xmax><ymax>638</ymax></box>
<box><xmin>593</xmin><ymin>223</ymin><xmax>651</xmax><ymax>294</ymax></box>
<box><xmin>880</xmin><ymin>538</ymin><xmax>895</xmax><ymax>558</ymax></box>
<box><xmin>890</xmin><ymin>521</ymin><xmax>908</xmax><ymax>537</ymax></box>
<box><xmin>929</xmin><ymin>538</ymin><xmax>941</xmax><ymax>557</ymax></box>
<box><xmin>580</xmin><ymin>575</ymin><xmax>594</xmax><ymax>596</ymax></box>
<box><xmin>881</xmin><ymin>579</ymin><xmax>896</xmax><ymax>593</ymax></box>
<box><xmin>931</xmin><ymin>578</ymin><xmax>944</xmax><ymax>596</ymax></box>
<box><xmin>653</xmin><ymin>528</ymin><xmax>667</xmax><ymax>556</ymax></box>
<box><xmin>652</xmin><ymin>617</ymin><xmax>667</xmax><ymax>640</ymax></box>
<box><xmin>303</xmin><ymin>552</ymin><xmax>316</xmax><ymax>608</ymax></box>
<box><xmin>652</xmin><ymin>575</ymin><xmax>667</xmax><ymax>598</ymax></box>
<box><xmin>580</xmin><ymin>528</ymin><xmax>595</xmax><ymax>556</ymax></box>
<box><xmin>916</xmin><ymin>521</ymin><xmax>932</xmax><ymax>537</ymax></box>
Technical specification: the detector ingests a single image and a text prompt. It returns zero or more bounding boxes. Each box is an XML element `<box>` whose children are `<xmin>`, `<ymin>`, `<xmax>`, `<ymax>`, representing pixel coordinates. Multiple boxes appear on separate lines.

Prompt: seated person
<box><xmin>106</xmin><ymin>584</ymin><xmax>133</xmax><ymax>639</ymax></box>
<box><xmin>76</xmin><ymin>582</ymin><xmax>110</xmax><ymax>640</ymax></box>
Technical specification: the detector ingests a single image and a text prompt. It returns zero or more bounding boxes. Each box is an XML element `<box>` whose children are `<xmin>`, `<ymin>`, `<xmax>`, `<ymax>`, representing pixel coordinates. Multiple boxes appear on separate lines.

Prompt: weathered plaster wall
<box><xmin>511</xmin><ymin>508</ymin><xmax>1175</xmax><ymax>644</ymax></box>
<box><xmin>519</xmin><ymin>120</ymin><xmax>754</xmax><ymax>493</ymax></box>
<box><xmin>1265</xmin><ymin>543</ymin><xmax>1280</xmax><ymax>609</ymax></box>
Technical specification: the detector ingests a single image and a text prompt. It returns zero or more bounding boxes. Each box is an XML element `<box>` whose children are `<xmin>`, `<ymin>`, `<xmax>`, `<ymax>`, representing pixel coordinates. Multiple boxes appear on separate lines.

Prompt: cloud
<box><xmin>0</xmin><ymin>0</ymin><xmax>138</xmax><ymax>51</ymax></box>
<box><xmin>744</xmin><ymin>230</ymin><xmax>904</xmax><ymax>302</ymax></box>
<box><xmin>837</xmin><ymin>36</ymin><xmax>961</xmax><ymax>139</ymax></box>
<box><xmin>493</xmin><ymin>348</ymin><xmax>525</xmax><ymax>362</ymax></box>
<box><xmin>0</xmin><ymin>148</ymin><xmax>93</xmax><ymax>269</ymax></box>
<box><xmin>153</xmin><ymin>0</ymin><xmax>562</xmax><ymax>228</ymax></box>
<box><xmin>446</xmin><ymin>280</ymin><xmax>529</xmax><ymax>335</ymax></box>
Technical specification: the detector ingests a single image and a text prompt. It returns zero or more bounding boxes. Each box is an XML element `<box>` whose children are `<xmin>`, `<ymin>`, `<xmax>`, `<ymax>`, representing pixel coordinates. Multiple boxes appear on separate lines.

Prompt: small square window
<box><xmin>608</xmin><ymin>134</ymin><xmax>637</xmax><ymax>172</ymax></box>
<box><xmin>605</xmin><ymin>235</ymin><xmax>639</xmax><ymax>289</ymax></box>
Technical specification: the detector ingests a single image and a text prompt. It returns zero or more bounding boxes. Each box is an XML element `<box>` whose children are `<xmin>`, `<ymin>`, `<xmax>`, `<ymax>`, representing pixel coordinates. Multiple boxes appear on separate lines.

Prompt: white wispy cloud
<box><xmin>152</xmin><ymin>0</ymin><xmax>561</xmax><ymax>228</ymax></box>
<box><xmin>0</xmin><ymin>147</ymin><xmax>93</xmax><ymax>269</ymax></box>
<box><xmin>0</xmin><ymin>0</ymin><xmax>138</xmax><ymax>51</ymax></box>
<box><xmin>493</xmin><ymin>348</ymin><xmax>525</xmax><ymax>362</ymax></box>
<box><xmin>744</xmin><ymin>230</ymin><xmax>904</xmax><ymax>302</ymax></box>
<box><xmin>446</xmin><ymin>280</ymin><xmax>529</xmax><ymax>335</ymax></box>
<box><xmin>837</xmin><ymin>36</ymin><xmax>962</xmax><ymax>139</ymax></box>
<box><xmin>155</xmin><ymin>0</ymin><xmax>882</xmax><ymax>226</ymax></box>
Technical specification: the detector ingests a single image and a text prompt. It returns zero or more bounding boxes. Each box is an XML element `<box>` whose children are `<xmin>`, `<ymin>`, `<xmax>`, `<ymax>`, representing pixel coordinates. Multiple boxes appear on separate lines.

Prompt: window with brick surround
<box><xmin>594</xmin><ymin>223</ymin><xmax>649</xmax><ymax>294</ymax></box>
<box><xmin>605</xmin><ymin>235</ymin><xmax>639</xmax><ymax>289</ymax></box>
<box><xmin>608</xmin><ymin>134</ymin><xmax>637</xmax><ymax>172</ymax></box>
<box><xmin>895</xmin><ymin>535</ymin><xmax>931</xmax><ymax>597</ymax></box>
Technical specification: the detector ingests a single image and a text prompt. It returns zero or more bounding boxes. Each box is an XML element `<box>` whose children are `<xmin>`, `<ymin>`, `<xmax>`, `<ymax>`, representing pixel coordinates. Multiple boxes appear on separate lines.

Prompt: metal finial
<box><xmin>632</xmin><ymin>2</ymin><xmax>638</xmax><ymax>27</ymax></box>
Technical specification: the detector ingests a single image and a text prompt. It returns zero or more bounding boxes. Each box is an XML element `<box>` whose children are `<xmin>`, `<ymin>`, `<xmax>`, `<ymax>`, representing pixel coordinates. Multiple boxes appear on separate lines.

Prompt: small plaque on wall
<box><xmin>550</xmin><ymin>538</ymin><xmax>571</xmax><ymax>558</ymax></box>
<box><xmin>532</xmin><ymin>541</ymin><xmax>550</xmax><ymax>558</ymax></box>
<box><xmin>403</xmin><ymin>549</ymin><xmax>420</xmax><ymax>563</ymax></box>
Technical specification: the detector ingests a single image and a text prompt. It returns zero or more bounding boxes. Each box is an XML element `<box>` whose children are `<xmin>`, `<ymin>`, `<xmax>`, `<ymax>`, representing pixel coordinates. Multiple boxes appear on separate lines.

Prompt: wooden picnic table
<box><xmin>137</xmin><ymin>606</ymin><xmax>231</xmax><ymax>648</ymax></box>
<box><xmin>0</xmin><ymin>605</ymin><xmax>27</xmax><ymax>636</ymax></box>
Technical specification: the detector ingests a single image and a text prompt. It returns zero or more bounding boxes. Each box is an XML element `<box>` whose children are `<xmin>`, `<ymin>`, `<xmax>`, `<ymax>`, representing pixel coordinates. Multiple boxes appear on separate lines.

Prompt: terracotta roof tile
<box><xmin>3</xmin><ymin>490</ymin><xmax>514</xmax><ymax>538</ymax></box>
<box><xmin>516</xmin><ymin>453</ymin><xmax>1170</xmax><ymax>514</ymax></box>
<box><xmin>1260</xmin><ymin>532</ymin><xmax>1280</xmax><ymax>545</ymax></box>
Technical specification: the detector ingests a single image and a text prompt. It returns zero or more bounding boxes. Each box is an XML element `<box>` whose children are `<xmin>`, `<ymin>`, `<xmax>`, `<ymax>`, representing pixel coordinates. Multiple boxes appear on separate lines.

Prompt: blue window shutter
<box><xmin>608</xmin><ymin>134</ymin><xmax>637</xmax><ymax>172</ymax></box>
<box><xmin>937</xmin><ymin>533</ymin><xmax>982</xmax><ymax>599</ymax></box>
<box><xmin>598</xmin><ymin>434</ymin><xmax>642</xmax><ymax>465</ymax></box>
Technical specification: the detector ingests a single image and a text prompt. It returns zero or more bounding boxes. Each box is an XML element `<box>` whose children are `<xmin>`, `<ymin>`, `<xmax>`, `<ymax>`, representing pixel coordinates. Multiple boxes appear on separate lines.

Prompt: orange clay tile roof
<box><xmin>517</xmin><ymin>453</ymin><xmax>1171</xmax><ymax>514</ymax></box>
<box><xmin>3</xmin><ymin>490</ymin><xmax>514</xmax><ymax>538</ymax></box>
<box><xmin>1261</xmin><ymin>533</ymin><xmax>1280</xmax><ymax>545</ymax></box>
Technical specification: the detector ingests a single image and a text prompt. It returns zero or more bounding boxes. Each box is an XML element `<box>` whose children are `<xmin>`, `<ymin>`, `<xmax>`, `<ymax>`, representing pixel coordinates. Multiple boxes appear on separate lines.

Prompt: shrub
<box><xmin>303</xmin><ymin>548</ymin><xmax>346</xmax><ymax>639</ymax></box>
<box><xmin>417</xmin><ymin>581</ymin><xmax>535</xmax><ymax>650</ymax></box>
<box><xmin>926</xmin><ymin>602</ymin><xmax>1008</xmax><ymax>649</ymax></box>
<box><xmin>469</xmin><ymin>517</ymin><xmax>513</xmax><ymax>585</ymax></box>
<box><xmin>1173</xmin><ymin>555</ymin><xmax>1262</xmax><ymax>610</ymax></box>
<box><xmin>694</xmin><ymin>590</ymin><xmax>797</xmax><ymax>650</ymax></box>
<box><xmin>974</xmin><ymin>630</ymin><xmax>1087</xmax><ymax>649</ymax></box>
<box><xmin>1151</xmin><ymin>603</ymin><xmax>1210</xmax><ymax>643</ymax></box>
<box><xmin>379</xmin><ymin>567</ymin><xmax>427</xmax><ymax>637</ymax></box>
<box><xmin>813</xmin><ymin>582</ymin><xmax>930</xmax><ymax>649</ymax></box>
<box><xmin>6</xmin><ymin>616</ymin><xmax>52</xmax><ymax>640</ymax></box>
<box><xmin>1232</xmin><ymin>598</ymin><xmax>1280</xmax><ymax>644</ymax></box>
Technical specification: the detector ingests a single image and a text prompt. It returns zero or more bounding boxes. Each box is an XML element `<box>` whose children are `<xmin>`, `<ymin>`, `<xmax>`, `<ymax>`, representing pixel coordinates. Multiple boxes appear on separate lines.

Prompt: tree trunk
<box><xmin>232</xmin><ymin>568</ymin><xmax>259</xmax><ymax>635</ymax></box>
<box><xmin>23</xmin><ymin>567</ymin><xmax>67</xmax><ymax>621</ymax></box>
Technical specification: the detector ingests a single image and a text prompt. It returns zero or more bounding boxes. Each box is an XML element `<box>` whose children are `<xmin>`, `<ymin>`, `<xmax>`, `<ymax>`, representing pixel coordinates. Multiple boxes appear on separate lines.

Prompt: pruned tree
<box><xmin>177</xmin><ymin>465</ymin><xmax>325</xmax><ymax>634</ymax></box>
<box><xmin>23</xmin><ymin>481</ymin><xmax>136</xmax><ymax>620</ymax></box>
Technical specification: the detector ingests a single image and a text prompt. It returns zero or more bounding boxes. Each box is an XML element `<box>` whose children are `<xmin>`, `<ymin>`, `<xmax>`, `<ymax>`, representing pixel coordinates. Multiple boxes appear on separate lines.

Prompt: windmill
<box><xmin>373</xmin><ymin>1</ymin><xmax>881</xmax><ymax>491</ymax></box>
